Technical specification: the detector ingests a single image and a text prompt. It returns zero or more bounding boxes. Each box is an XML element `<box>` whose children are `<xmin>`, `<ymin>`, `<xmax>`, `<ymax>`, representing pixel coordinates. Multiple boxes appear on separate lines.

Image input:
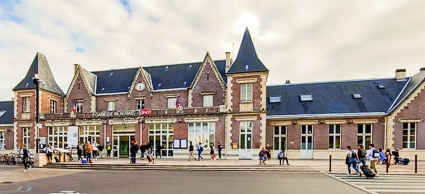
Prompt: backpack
<box><xmin>197</xmin><ymin>145</ymin><xmax>203</xmax><ymax>152</ymax></box>
<box><xmin>372</xmin><ymin>149</ymin><xmax>379</xmax><ymax>158</ymax></box>
<box><xmin>361</xmin><ymin>150</ymin><xmax>367</xmax><ymax>157</ymax></box>
<box><xmin>351</xmin><ymin>151</ymin><xmax>357</xmax><ymax>158</ymax></box>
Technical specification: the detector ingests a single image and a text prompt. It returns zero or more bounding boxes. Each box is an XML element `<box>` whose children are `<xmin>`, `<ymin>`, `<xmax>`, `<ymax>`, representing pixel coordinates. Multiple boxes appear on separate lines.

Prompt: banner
<box><xmin>67</xmin><ymin>126</ymin><xmax>79</xmax><ymax>147</ymax></box>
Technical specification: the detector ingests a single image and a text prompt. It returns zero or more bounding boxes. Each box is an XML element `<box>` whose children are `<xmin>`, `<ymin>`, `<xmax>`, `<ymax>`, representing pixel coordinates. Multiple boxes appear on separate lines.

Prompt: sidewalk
<box><xmin>63</xmin><ymin>157</ymin><xmax>425</xmax><ymax>174</ymax></box>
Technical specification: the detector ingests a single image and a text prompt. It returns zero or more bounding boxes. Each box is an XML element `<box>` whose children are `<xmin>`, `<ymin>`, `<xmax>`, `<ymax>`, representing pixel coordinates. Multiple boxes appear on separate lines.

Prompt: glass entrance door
<box><xmin>301</xmin><ymin>125</ymin><xmax>313</xmax><ymax>159</ymax></box>
<box><xmin>239</xmin><ymin>121</ymin><xmax>252</xmax><ymax>160</ymax></box>
<box><xmin>112</xmin><ymin>135</ymin><xmax>134</xmax><ymax>158</ymax></box>
<box><xmin>148</xmin><ymin>123</ymin><xmax>174</xmax><ymax>158</ymax></box>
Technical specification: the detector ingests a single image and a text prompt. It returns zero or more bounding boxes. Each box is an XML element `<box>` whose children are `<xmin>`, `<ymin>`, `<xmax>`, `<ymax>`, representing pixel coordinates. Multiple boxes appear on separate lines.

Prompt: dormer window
<box><xmin>377</xmin><ymin>85</ymin><xmax>385</xmax><ymax>89</ymax></box>
<box><xmin>0</xmin><ymin>110</ymin><xmax>5</xmax><ymax>117</ymax></box>
<box><xmin>352</xmin><ymin>93</ymin><xmax>362</xmax><ymax>99</ymax></box>
<box><xmin>300</xmin><ymin>94</ymin><xmax>313</xmax><ymax>102</ymax></box>
<box><xmin>269</xmin><ymin>96</ymin><xmax>281</xmax><ymax>103</ymax></box>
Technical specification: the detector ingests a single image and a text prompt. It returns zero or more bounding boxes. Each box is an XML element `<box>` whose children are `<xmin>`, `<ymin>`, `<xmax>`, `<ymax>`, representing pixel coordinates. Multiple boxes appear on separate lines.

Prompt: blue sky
<box><xmin>1</xmin><ymin>0</ymin><xmax>425</xmax><ymax>101</ymax></box>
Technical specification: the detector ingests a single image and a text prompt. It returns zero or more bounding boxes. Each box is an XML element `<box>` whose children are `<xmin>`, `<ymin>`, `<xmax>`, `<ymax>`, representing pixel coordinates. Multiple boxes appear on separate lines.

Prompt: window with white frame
<box><xmin>50</xmin><ymin>100</ymin><xmax>57</xmax><ymax>113</ymax></box>
<box><xmin>357</xmin><ymin>124</ymin><xmax>372</xmax><ymax>146</ymax></box>
<box><xmin>78</xmin><ymin>125</ymin><xmax>100</xmax><ymax>144</ymax></box>
<box><xmin>48</xmin><ymin>126</ymin><xmax>68</xmax><ymax>148</ymax></box>
<box><xmin>23</xmin><ymin>97</ymin><xmax>30</xmax><ymax>112</ymax></box>
<box><xmin>403</xmin><ymin>122</ymin><xmax>416</xmax><ymax>149</ymax></box>
<box><xmin>273</xmin><ymin>126</ymin><xmax>286</xmax><ymax>151</ymax></box>
<box><xmin>167</xmin><ymin>97</ymin><xmax>177</xmax><ymax>109</ymax></box>
<box><xmin>188</xmin><ymin>122</ymin><xmax>215</xmax><ymax>148</ymax></box>
<box><xmin>107</xmin><ymin>101</ymin><xmax>116</xmax><ymax>111</ymax></box>
<box><xmin>0</xmin><ymin>131</ymin><xmax>5</xmax><ymax>150</ymax></box>
<box><xmin>203</xmin><ymin>95</ymin><xmax>213</xmax><ymax>107</ymax></box>
<box><xmin>76</xmin><ymin>102</ymin><xmax>83</xmax><ymax>113</ymax></box>
<box><xmin>23</xmin><ymin>127</ymin><xmax>30</xmax><ymax>148</ymax></box>
<box><xmin>240</xmin><ymin>83</ymin><xmax>253</xmax><ymax>102</ymax></box>
<box><xmin>329</xmin><ymin>124</ymin><xmax>341</xmax><ymax>149</ymax></box>
<box><xmin>136</xmin><ymin>99</ymin><xmax>145</xmax><ymax>110</ymax></box>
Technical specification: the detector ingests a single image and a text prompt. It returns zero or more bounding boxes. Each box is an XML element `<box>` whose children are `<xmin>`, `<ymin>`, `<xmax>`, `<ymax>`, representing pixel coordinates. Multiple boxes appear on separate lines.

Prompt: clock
<box><xmin>136</xmin><ymin>82</ymin><xmax>145</xmax><ymax>91</ymax></box>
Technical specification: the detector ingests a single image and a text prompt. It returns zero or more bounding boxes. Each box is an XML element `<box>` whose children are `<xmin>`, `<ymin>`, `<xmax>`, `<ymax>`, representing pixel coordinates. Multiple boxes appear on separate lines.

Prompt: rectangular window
<box><xmin>167</xmin><ymin>97</ymin><xmax>177</xmax><ymax>109</ymax></box>
<box><xmin>23</xmin><ymin>97</ymin><xmax>30</xmax><ymax>112</ymax></box>
<box><xmin>329</xmin><ymin>124</ymin><xmax>341</xmax><ymax>149</ymax></box>
<box><xmin>273</xmin><ymin>126</ymin><xmax>287</xmax><ymax>151</ymax></box>
<box><xmin>23</xmin><ymin>127</ymin><xmax>30</xmax><ymax>148</ymax></box>
<box><xmin>240</xmin><ymin>83</ymin><xmax>253</xmax><ymax>102</ymax></box>
<box><xmin>0</xmin><ymin>131</ymin><xmax>5</xmax><ymax>150</ymax></box>
<box><xmin>50</xmin><ymin>100</ymin><xmax>57</xmax><ymax>113</ymax></box>
<box><xmin>203</xmin><ymin>95</ymin><xmax>213</xmax><ymax>107</ymax></box>
<box><xmin>357</xmin><ymin>124</ymin><xmax>372</xmax><ymax>146</ymax></box>
<box><xmin>107</xmin><ymin>101</ymin><xmax>116</xmax><ymax>111</ymax></box>
<box><xmin>188</xmin><ymin>122</ymin><xmax>215</xmax><ymax>148</ymax></box>
<box><xmin>48</xmin><ymin>126</ymin><xmax>68</xmax><ymax>148</ymax></box>
<box><xmin>76</xmin><ymin>102</ymin><xmax>83</xmax><ymax>113</ymax></box>
<box><xmin>78</xmin><ymin>125</ymin><xmax>100</xmax><ymax>144</ymax></box>
<box><xmin>403</xmin><ymin>122</ymin><xmax>416</xmax><ymax>149</ymax></box>
<box><xmin>136</xmin><ymin>99</ymin><xmax>145</xmax><ymax>110</ymax></box>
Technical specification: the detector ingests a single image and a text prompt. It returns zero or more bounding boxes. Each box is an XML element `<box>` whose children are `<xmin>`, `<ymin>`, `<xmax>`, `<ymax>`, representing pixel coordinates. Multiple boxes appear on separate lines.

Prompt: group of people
<box><xmin>188</xmin><ymin>141</ymin><xmax>224</xmax><ymax>161</ymax></box>
<box><xmin>259</xmin><ymin>144</ymin><xmax>290</xmax><ymax>165</ymax></box>
<box><xmin>346</xmin><ymin>143</ymin><xmax>402</xmax><ymax>176</ymax></box>
<box><xmin>75</xmin><ymin>141</ymin><xmax>104</xmax><ymax>162</ymax></box>
<box><xmin>129</xmin><ymin>141</ymin><xmax>155</xmax><ymax>164</ymax></box>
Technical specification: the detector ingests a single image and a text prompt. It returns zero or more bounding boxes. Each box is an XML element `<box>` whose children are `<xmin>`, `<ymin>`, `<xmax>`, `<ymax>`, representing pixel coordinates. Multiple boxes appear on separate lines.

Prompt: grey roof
<box><xmin>0</xmin><ymin>101</ymin><xmax>14</xmax><ymax>125</ymax></box>
<box><xmin>388</xmin><ymin>70</ymin><xmax>425</xmax><ymax>112</ymax></box>
<box><xmin>13</xmin><ymin>52</ymin><xmax>64</xmax><ymax>96</ymax></box>
<box><xmin>266</xmin><ymin>78</ymin><xmax>408</xmax><ymax>117</ymax></box>
<box><xmin>92</xmin><ymin>60</ymin><xmax>227</xmax><ymax>94</ymax></box>
<box><xmin>227</xmin><ymin>28</ymin><xmax>268</xmax><ymax>74</ymax></box>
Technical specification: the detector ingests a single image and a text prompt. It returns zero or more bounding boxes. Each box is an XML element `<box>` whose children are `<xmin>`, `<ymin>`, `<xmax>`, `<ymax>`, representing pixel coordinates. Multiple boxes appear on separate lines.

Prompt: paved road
<box><xmin>0</xmin><ymin>170</ymin><xmax>368</xmax><ymax>194</ymax></box>
<box><xmin>332</xmin><ymin>174</ymin><xmax>425</xmax><ymax>194</ymax></box>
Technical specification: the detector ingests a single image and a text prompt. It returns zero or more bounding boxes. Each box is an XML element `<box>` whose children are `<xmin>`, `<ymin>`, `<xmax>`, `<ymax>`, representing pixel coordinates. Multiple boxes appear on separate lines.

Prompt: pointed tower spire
<box><xmin>13</xmin><ymin>52</ymin><xmax>64</xmax><ymax>96</ymax></box>
<box><xmin>227</xmin><ymin>27</ymin><xmax>268</xmax><ymax>74</ymax></box>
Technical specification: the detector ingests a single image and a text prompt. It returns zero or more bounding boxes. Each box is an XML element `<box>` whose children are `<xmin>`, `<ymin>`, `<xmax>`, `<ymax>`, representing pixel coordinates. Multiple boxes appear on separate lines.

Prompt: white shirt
<box><xmin>366</xmin><ymin>148</ymin><xmax>377</xmax><ymax>160</ymax></box>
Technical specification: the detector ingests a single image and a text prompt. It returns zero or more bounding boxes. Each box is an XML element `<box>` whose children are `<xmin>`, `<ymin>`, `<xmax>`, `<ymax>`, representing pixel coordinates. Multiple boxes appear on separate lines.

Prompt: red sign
<box><xmin>141</xmin><ymin>109</ymin><xmax>152</xmax><ymax>116</ymax></box>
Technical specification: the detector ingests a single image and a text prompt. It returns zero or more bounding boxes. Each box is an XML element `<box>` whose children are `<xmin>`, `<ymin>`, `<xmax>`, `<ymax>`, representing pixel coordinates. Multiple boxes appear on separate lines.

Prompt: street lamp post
<box><xmin>33</xmin><ymin>74</ymin><xmax>41</xmax><ymax>153</ymax></box>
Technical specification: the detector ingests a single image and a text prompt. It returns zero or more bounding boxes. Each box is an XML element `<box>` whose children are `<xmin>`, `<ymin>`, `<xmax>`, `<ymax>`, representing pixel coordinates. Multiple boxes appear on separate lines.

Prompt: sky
<box><xmin>1</xmin><ymin>0</ymin><xmax>425</xmax><ymax>101</ymax></box>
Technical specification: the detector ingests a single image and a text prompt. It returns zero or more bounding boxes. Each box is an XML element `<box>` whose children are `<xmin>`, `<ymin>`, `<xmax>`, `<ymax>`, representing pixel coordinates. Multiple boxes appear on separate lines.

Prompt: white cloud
<box><xmin>1</xmin><ymin>0</ymin><xmax>425</xmax><ymax>101</ymax></box>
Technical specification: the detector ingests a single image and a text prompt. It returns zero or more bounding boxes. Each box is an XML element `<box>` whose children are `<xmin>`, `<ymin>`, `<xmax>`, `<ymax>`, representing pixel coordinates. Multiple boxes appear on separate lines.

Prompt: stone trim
<box><xmin>270</xmin><ymin>121</ymin><xmax>292</xmax><ymax>126</ymax></box>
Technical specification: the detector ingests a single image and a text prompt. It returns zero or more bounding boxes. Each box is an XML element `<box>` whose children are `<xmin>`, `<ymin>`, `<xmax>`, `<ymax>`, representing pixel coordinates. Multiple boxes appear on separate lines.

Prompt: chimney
<box><xmin>395</xmin><ymin>69</ymin><xmax>406</xmax><ymax>80</ymax></box>
<box><xmin>74</xmin><ymin>64</ymin><xmax>80</xmax><ymax>75</ymax></box>
<box><xmin>225</xmin><ymin>52</ymin><xmax>231</xmax><ymax>72</ymax></box>
<box><xmin>285</xmin><ymin>80</ymin><xmax>291</xmax><ymax>84</ymax></box>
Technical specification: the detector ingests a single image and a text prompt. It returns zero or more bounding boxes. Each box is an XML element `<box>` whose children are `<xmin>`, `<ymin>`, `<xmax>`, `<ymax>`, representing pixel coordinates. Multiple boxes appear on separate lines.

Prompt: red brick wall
<box><xmin>4</xmin><ymin>127</ymin><xmax>14</xmax><ymax>149</ymax></box>
<box><xmin>191</xmin><ymin>61</ymin><xmax>225</xmax><ymax>107</ymax></box>
<box><xmin>393</xmin><ymin>86</ymin><xmax>425</xmax><ymax>150</ymax></box>
<box><xmin>230</xmin><ymin>75</ymin><xmax>263</xmax><ymax>112</ymax></box>
<box><xmin>230</xmin><ymin>114</ymin><xmax>262</xmax><ymax>149</ymax></box>
<box><xmin>67</xmin><ymin>74</ymin><xmax>93</xmax><ymax>113</ymax></box>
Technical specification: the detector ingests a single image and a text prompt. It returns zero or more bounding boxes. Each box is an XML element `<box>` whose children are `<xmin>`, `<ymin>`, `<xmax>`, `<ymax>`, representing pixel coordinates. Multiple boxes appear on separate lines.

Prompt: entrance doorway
<box><xmin>301</xmin><ymin>125</ymin><xmax>313</xmax><ymax>159</ymax></box>
<box><xmin>112</xmin><ymin>134</ymin><xmax>135</xmax><ymax>158</ymax></box>
<box><xmin>239</xmin><ymin>121</ymin><xmax>252</xmax><ymax>160</ymax></box>
<box><xmin>148</xmin><ymin>123</ymin><xmax>174</xmax><ymax>158</ymax></box>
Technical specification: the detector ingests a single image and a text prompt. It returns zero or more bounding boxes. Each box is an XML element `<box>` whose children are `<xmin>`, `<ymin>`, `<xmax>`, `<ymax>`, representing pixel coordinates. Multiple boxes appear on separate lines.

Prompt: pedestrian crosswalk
<box><xmin>332</xmin><ymin>174</ymin><xmax>425</xmax><ymax>194</ymax></box>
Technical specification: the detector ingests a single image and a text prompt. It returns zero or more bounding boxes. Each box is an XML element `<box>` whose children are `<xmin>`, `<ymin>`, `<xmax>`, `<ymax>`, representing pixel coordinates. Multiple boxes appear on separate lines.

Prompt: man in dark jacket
<box><xmin>140</xmin><ymin>142</ymin><xmax>146</xmax><ymax>160</ymax></box>
<box><xmin>22</xmin><ymin>144</ymin><xmax>31</xmax><ymax>171</ymax></box>
<box><xmin>130</xmin><ymin>141</ymin><xmax>139</xmax><ymax>164</ymax></box>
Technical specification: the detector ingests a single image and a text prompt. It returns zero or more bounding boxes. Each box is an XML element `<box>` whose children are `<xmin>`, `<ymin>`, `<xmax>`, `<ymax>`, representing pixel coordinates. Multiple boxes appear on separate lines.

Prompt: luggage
<box><xmin>360</xmin><ymin>165</ymin><xmax>375</xmax><ymax>179</ymax></box>
<box><xmin>400</xmin><ymin>158</ymin><xmax>410</xmax><ymax>165</ymax></box>
<box><xmin>81</xmin><ymin>159</ymin><xmax>87</xmax><ymax>164</ymax></box>
<box><xmin>89</xmin><ymin>158</ymin><xmax>93</xmax><ymax>163</ymax></box>
<box><xmin>54</xmin><ymin>156</ymin><xmax>60</xmax><ymax>163</ymax></box>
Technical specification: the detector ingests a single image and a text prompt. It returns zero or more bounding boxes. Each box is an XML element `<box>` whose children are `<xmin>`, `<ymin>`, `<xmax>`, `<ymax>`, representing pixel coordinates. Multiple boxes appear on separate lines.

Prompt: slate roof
<box><xmin>92</xmin><ymin>60</ymin><xmax>227</xmax><ymax>94</ymax></box>
<box><xmin>388</xmin><ymin>70</ymin><xmax>425</xmax><ymax>113</ymax></box>
<box><xmin>227</xmin><ymin>28</ymin><xmax>268</xmax><ymax>74</ymax></box>
<box><xmin>13</xmin><ymin>52</ymin><xmax>64</xmax><ymax>96</ymax></box>
<box><xmin>266</xmin><ymin>78</ymin><xmax>408</xmax><ymax>118</ymax></box>
<box><xmin>0</xmin><ymin>101</ymin><xmax>14</xmax><ymax>125</ymax></box>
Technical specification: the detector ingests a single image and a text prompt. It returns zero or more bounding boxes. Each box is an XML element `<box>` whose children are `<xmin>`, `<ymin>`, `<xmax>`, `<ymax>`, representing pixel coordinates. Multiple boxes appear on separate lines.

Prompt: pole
<box><xmin>329</xmin><ymin>155</ymin><xmax>332</xmax><ymax>172</ymax></box>
<box><xmin>33</xmin><ymin>76</ymin><xmax>40</xmax><ymax>154</ymax></box>
<box><xmin>415</xmin><ymin>154</ymin><xmax>417</xmax><ymax>173</ymax></box>
<box><xmin>386</xmin><ymin>157</ymin><xmax>389</xmax><ymax>173</ymax></box>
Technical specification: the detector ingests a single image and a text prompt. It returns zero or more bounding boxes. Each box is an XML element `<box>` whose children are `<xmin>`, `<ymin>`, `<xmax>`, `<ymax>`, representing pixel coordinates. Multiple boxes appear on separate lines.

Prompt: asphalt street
<box><xmin>0</xmin><ymin>169</ymin><xmax>368</xmax><ymax>194</ymax></box>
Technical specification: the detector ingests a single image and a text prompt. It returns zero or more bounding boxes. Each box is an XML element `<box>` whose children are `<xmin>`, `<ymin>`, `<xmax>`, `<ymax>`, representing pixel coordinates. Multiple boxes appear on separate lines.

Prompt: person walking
<box><xmin>346</xmin><ymin>146</ymin><xmax>360</xmax><ymax>176</ymax></box>
<box><xmin>357</xmin><ymin>144</ymin><xmax>366</xmax><ymax>166</ymax></box>
<box><xmin>277</xmin><ymin>150</ymin><xmax>289</xmax><ymax>165</ymax></box>
<box><xmin>106</xmin><ymin>143</ymin><xmax>112</xmax><ymax>158</ymax></box>
<box><xmin>197</xmin><ymin>142</ymin><xmax>204</xmax><ymax>161</ymax></box>
<box><xmin>22</xmin><ymin>144</ymin><xmax>31</xmax><ymax>172</ymax></box>
<box><xmin>385</xmin><ymin>148</ymin><xmax>392</xmax><ymax>166</ymax></box>
<box><xmin>209</xmin><ymin>143</ymin><xmax>215</xmax><ymax>160</ymax></box>
<box><xmin>188</xmin><ymin>141</ymin><xmax>196</xmax><ymax>161</ymax></box>
<box><xmin>366</xmin><ymin>144</ymin><xmax>379</xmax><ymax>176</ymax></box>
<box><xmin>77</xmin><ymin>142</ymin><xmax>83</xmax><ymax>161</ymax></box>
<box><xmin>130</xmin><ymin>141</ymin><xmax>139</xmax><ymax>164</ymax></box>
<box><xmin>155</xmin><ymin>144</ymin><xmax>162</xmax><ymax>159</ymax></box>
<box><xmin>92</xmin><ymin>141</ymin><xmax>98</xmax><ymax>160</ymax></box>
<box><xmin>98</xmin><ymin>143</ymin><xmax>104</xmax><ymax>159</ymax></box>
<box><xmin>217</xmin><ymin>142</ymin><xmax>223</xmax><ymax>160</ymax></box>
<box><xmin>45</xmin><ymin>144</ymin><xmax>53</xmax><ymax>163</ymax></box>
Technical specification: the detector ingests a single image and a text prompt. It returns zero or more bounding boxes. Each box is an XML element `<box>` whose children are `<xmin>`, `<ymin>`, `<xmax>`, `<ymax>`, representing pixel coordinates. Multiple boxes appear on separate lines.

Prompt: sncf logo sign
<box><xmin>141</xmin><ymin>109</ymin><xmax>152</xmax><ymax>116</ymax></box>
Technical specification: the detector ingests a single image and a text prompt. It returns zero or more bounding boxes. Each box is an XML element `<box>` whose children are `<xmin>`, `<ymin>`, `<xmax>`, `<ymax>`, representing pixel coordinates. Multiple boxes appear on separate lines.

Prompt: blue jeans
<box><xmin>347</xmin><ymin>158</ymin><xmax>359</xmax><ymax>174</ymax></box>
<box><xmin>198</xmin><ymin>151</ymin><xmax>203</xmax><ymax>160</ymax></box>
<box><xmin>359</xmin><ymin>157</ymin><xmax>366</xmax><ymax>166</ymax></box>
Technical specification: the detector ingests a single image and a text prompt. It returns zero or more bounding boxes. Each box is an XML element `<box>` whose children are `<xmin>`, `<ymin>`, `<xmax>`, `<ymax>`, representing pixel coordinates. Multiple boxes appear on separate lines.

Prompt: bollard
<box><xmin>415</xmin><ymin>154</ymin><xmax>417</xmax><ymax>173</ymax></box>
<box><xmin>329</xmin><ymin>155</ymin><xmax>332</xmax><ymax>172</ymax></box>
